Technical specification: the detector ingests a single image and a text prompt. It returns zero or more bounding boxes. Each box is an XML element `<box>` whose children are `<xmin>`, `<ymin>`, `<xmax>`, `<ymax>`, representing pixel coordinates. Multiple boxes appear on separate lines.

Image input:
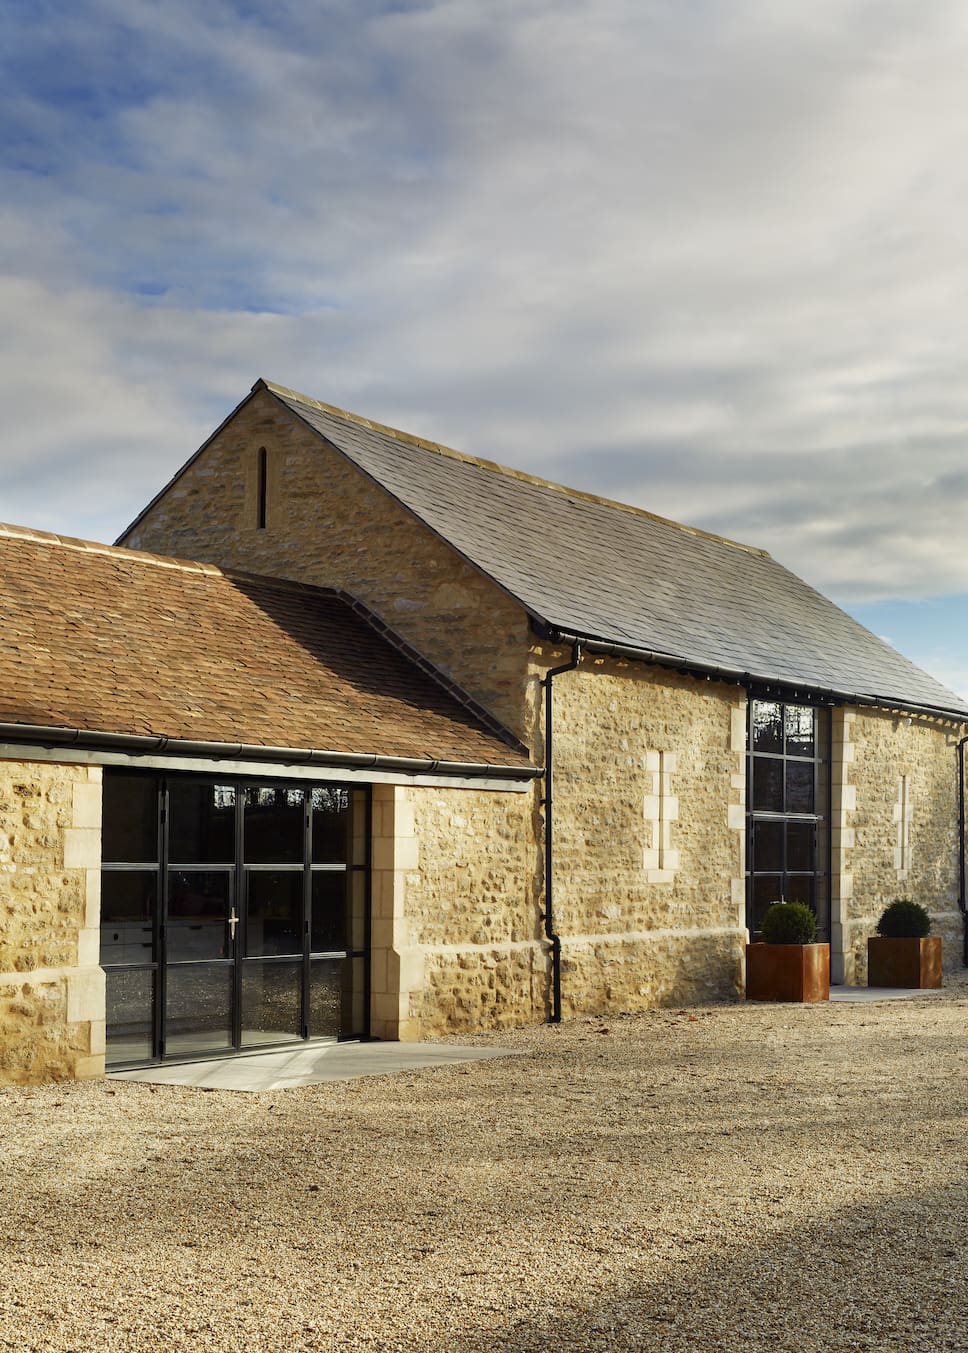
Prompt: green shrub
<box><xmin>876</xmin><ymin>898</ymin><xmax>931</xmax><ymax>938</ymax></box>
<box><xmin>760</xmin><ymin>901</ymin><xmax>817</xmax><ymax>945</ymax></box>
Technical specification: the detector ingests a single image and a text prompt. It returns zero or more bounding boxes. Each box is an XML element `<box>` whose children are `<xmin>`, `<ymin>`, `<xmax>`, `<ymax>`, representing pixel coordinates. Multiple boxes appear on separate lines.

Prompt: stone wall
<box><xmin>533</xmin><ymin>646</ymin><xmax>747</xmax><ymax>1012</ymax></box>
<box><xmin>370</xmin><ymin>781</ymin><xmax>541</xmax><ymax>1039</ymax></box>
<box><xmin>118</xmin><ymin>387</ymin><xmax>967</xmax><ymax>1018</ymax></box>
<box><xmin>0</xmin><ymin>760</ymin><xmax>104</xmax><ymax>1085</ymax></box>
<box><xmin>832</xmin><ymin>708</ymin><xmax>963</xmax><ymax>982</ymax></box>
<box><xmin>122</xmin><ymin>388</ymin><xmax>533</xmax><ymax>741</ymax></box>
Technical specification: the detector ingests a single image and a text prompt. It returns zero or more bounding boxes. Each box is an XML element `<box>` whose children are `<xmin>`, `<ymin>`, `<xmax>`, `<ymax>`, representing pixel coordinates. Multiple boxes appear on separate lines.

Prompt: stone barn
<box><xmin>1</xmin><ymin>378</ymin><xmax>965</xmax><ymax>1083</ymax></box>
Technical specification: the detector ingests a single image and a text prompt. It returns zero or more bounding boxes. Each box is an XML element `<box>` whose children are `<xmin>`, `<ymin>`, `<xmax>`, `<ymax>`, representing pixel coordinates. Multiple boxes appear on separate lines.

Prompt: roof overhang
<box><xmin>539</xmin><ymin>625</ymin><xmax>968</xmax><ymax>726</ymax></box>
<box><xmin>0</xmin><ymin>724</ymin><xmax>541</xmax><ymax>793</ymax></box>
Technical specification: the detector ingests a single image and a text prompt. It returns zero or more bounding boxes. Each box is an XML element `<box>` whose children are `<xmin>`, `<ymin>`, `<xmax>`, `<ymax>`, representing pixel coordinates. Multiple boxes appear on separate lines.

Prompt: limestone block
<box><xmin>63</xmin><ymin>828</ymin><xmax>100</xmax><ymax>870</ymax></box>
<box><xmin>71</xmin><ymin>783</ymin><xmax>102</xmax><ymax>830</ymax></box>
<box><xmin>67</xmin><ymin>965</ymin><xmax>105</xmax><ymax>1024</ymax></box>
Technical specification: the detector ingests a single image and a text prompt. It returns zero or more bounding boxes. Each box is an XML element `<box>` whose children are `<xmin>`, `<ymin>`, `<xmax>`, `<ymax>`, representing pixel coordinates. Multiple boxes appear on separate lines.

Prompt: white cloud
<box><xmin>3</xmin><ymin>0</ymin><xmax>968</xmax><ymax>615</ymax></box>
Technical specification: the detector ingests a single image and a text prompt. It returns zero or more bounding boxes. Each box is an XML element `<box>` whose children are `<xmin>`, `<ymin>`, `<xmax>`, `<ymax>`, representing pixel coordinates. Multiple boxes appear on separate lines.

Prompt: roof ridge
<box><xmin>0</xmin><ymin>521</ymin><xmax>226</xmax><ymax>577</ymax></box>
<box><xmin>0</xmin><ymin>521</ymin><xmax>359</xmax><ymax>604</ymax></box>
<box><xmin>260</xmin><ymin>380</ymin><xmax>769</xmax><ymax>558</ymax></box>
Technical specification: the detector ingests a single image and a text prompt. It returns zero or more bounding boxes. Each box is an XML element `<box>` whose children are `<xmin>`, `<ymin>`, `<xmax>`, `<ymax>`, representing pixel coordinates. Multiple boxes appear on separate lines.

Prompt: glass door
<box><xmin>102</xmin><ymin>770</ymin><xmax>369</xmax><ymax>1068</ymax></box>
<box><xmin>165</xmin><ymin>781</ymin><xmax>238</xmax><ymax>1056</ymax></box>
<box><xmin>241</xmin><ymin>785</ymin><xmax>307</xmax><ymax>1047</ymax></box>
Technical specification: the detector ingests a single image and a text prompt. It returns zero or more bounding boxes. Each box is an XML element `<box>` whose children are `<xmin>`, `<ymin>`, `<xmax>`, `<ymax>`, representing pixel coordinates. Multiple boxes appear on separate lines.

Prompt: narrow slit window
<box><xmin>257</xmin><ymin>447</ymin><xmax>268</xmax><ymax>529</ymax></box>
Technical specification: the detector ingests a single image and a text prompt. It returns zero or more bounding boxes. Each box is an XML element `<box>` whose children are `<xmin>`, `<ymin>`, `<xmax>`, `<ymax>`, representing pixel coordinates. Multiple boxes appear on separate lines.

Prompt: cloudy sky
<box><xmin>4</xmin><ymin>0</ymin><xmax>968</xmax><ymax>694</ymax></box>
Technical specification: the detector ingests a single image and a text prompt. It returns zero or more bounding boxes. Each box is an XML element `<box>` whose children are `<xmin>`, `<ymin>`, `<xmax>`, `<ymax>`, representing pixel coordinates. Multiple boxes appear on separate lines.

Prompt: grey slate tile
<box><xmin>272</xmin><ymin>387</ymin><xmax>968</xmax><ymax>718</ymax></box>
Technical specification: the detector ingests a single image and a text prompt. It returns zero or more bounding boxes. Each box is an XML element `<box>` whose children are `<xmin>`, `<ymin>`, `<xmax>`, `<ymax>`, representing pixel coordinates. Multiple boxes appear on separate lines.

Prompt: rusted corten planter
<box><xmin>867</xmin><ymin>935</ymin><xmax>942</xmax><ymax>989</ymax></box>
<box><xmin>746</xmin><ymin>943</ymin><xmax>830</xmax><ymax>1003</ymax></box>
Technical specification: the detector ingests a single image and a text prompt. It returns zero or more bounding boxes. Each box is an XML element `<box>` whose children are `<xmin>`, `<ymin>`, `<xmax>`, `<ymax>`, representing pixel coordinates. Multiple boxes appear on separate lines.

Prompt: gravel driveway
<box><xmin>2</xmin><ymin>988</ymin><xmax>968</xmax><ymax>1352</ymax></box>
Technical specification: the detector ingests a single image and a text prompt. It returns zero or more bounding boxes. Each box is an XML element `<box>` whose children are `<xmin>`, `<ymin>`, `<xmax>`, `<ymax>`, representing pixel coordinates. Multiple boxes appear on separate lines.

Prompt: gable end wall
<box><xmin>122</xmin><ymin>389</ymin><xmax>534</xmax><ymax>743</ymax></box>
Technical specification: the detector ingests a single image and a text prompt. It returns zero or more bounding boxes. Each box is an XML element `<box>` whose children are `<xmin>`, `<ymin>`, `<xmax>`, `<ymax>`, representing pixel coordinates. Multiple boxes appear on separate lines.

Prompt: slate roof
<box><xmin>259</xmin><ymin>382</ymin><xmax>968</xmax><ymax>720</ymax></box>
<box><xmin>0</xmin><ymin>524</ymin><xmax>534</xmax><ymax>774</ymax></box>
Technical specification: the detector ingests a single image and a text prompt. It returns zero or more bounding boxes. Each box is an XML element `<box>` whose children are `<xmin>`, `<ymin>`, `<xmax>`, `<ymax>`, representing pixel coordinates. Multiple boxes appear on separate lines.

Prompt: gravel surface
<box><xmin>3</xmin><ymin>988</ymin><xmax>968</xmax><ymax>1352</ymax></box>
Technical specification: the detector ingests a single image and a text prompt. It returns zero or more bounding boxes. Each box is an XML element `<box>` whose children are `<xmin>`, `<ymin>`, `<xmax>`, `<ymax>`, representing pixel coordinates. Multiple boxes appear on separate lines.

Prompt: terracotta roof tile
<box><xmin>0</xmin><ymin>524</ymin><xmax>532</xmax><ymax>772</ymax></box>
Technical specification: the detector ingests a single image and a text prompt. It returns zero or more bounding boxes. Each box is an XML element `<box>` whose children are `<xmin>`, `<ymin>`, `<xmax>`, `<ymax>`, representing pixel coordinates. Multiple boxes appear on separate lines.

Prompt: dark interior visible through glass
<box><xmin>747</xmin><ymin>699</ymin><xmax>830</xmax><ymax>940</ymax></box>
<box><xmin>100</xmin><ymin>771</ymin><xmax>369</xmax><ymax>1068</ymax></box>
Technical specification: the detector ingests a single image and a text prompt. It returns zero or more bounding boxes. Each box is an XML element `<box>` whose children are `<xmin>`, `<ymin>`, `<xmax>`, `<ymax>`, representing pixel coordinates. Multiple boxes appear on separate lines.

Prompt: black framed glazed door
<box><xmin>164</xmin><ymin>780</ymin><xmax>239</xmax><ymax>1057</ymax></box>
<box><xmin>102</xmin><ymin>771</ymin><xmax>369</xmax><ymax>1068</ymax></box>
<box><xmin>746</xmin><ymin>699</ymin><xmax>831</xmax><ymax>941</ymax></box>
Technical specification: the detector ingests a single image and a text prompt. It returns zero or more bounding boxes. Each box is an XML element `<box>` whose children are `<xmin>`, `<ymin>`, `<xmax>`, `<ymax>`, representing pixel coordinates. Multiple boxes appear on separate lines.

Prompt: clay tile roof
<box><xmin>0</xmin><ymin>524</ymin><xmax>533</xmax><ymax>773</ymax></box>
<box><xmin>262</xmin><ymin>382</ymin><xmax>968</xmax><ymax>720</ymax></box>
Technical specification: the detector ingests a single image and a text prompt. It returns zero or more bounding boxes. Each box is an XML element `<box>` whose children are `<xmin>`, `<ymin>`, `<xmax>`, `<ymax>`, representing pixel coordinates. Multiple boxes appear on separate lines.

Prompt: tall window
<box><xmin>747</xmin><ymin>700</ymin><xmax>830</xmax><ymax>939</ymax></box>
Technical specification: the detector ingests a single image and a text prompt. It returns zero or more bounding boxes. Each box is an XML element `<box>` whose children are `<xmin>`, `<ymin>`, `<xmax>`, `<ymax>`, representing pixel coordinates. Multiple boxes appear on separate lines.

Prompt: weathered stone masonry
<box><xmin>832</xmin><ymin>709</ymin><xmax>962</xmax><ymax>983</ymax></box>
<box><xmin>121</xmin><ymin>388</ymin><xmax>968</xmax><ymax>1028</ymax></box>
<box><xmin>124</xmin><ymin>388</ymin><xmax>533</xmax><ymax>744</ymax></box>
<box><xmin>534</xmin><ymin>649</ymin><xmax>747</xmax><ymax>1014</ymax></box>
<box><xmin>0</xmin><ymin>759</ymin><xmax>104</xmax><ymax>1084</ymax></box>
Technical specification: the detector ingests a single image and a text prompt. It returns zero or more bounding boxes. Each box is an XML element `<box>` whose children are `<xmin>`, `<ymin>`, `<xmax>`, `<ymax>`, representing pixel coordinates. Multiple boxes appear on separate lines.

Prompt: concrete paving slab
<box><xmin>830</xmin><ymin>984</ymin><xmax>945</xmax><ymax>1003</ymax></box>
<box><xmin>109</xmin><ymin>1041</ymin><xmax>528</xmax><ymax>1092</ymax></box>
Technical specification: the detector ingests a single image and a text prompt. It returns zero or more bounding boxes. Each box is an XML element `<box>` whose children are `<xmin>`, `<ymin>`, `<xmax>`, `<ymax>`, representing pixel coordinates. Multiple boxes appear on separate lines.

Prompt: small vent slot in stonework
<box><xmin>257</xmin><ymin>447</ymin><xmax>268</xmax><ymax>529</ymax></box>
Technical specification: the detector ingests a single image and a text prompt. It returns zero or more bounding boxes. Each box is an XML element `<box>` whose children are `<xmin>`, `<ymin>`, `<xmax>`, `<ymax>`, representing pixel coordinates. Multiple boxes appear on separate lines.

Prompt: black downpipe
<box><xmin>542</xmin><ymin>641</ymin><xmax>583</xmax><ymax>1022</ymax></box>
<box><xmin>959</xmin><ymin>736</ymin><xmax>968</xmax><ymax>966</ymax></box>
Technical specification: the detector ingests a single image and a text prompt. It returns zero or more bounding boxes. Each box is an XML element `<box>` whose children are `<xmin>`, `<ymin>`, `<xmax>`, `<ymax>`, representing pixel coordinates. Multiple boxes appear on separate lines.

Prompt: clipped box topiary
<box><xmin>761</xmin><ymin>901</ymin><xmax>817</xmax><ymax>945</ymax></box>
<box><xmin>868</xmin><ymin>898</ymin><xmax>941</xmax><ymax>989</ymax></box>
<box><xmin>746</xmin><ymin>901</ymin><xmax>830</xmax><ymax>1003</ymax></box>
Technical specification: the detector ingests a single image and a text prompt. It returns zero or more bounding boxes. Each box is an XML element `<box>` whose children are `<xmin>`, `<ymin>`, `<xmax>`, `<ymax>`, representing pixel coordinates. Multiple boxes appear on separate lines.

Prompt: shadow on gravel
<box><xmin>447</xmin><ymin>1176</ymin><xmax>968</xmax><ymax>1353</ymax></box>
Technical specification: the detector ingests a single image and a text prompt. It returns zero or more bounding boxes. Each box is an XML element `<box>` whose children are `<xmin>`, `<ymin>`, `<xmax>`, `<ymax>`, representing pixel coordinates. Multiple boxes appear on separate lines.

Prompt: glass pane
<box><xmin>751</xmin><ymin>877</ymin><xmax>783</xmax><ymax>936</ymax></box>
<box><xmin>101</xmin><ymin>872</ymin><xmax>156</xmax><ymax>965</ymax></box>
<box><xmin>787</xmin><ymin>821</ymin><xmax>815</xmax><ymax>872</ymax></box>
<box><xmin>786</xmin><ymin>762</ymin><xmax>815</xmax><ymax>814</ymax></box>
<box><xmin>165</xmin><ymin>963</ymin><xmax>233</xmax><ymax>1055</ymax></box>
<box><xmin>751</xmin><ymin>702</ymin><xmax>782</xmax><ymax>753</ymax></box>
<box><xmin>309</xmin><ymin>957</ymin><xmax>341</xmax><ymax>1038</ymax></box>
<box><xmin>241</xmin><ymin>959</ymin><xmax>303</xmax><ymax>1046</ymax></box>
<box><xmin>786</xmin><ymin>875</ymin><xmax>816</xmax><ymax>911</ymax></box>
<box><xmin>752</xmin><ymin>820</ymin><xmax>783</xmax><ymax>872</ymax></box>
<box><xmin>245</xmin><ymin>870</ymin><xmax>303</xmax><ymax>956</ymax></box>
<box><xmin>311</xmin><ymin>786</ymin><xmax>350</xmax><ymax>863</ymax></box>
<box><xmin>169</xmin><ymin>782</ymin><xmax>236</xmax><ymax>863</ymax></box>
<box><xmin>105</xmin><ymin>968</ymin><xmax>155</xmax><ymax>1066</ymax></box>
<box><xmin>244</xmin><ymin>785</ymin><xmax>304</xmax><ymax>863</ymax></box>
<box><xmin>342</xmin><ymin>955</ymin><xmax>366</xmax><ymax>1036</ymax></box>
<box><xmin>167</xmin><ymin>871</ymin><xmax>232</xmax><ymax>962</ymax></box>
<box><xmin>311</xmin><ymin>872</ymin><xmax>346</xmax><ymax>953</ymax></box>
<box><xmin>752</xmin><ymin>758</ymin><xmax>783</xmax><ymax>811</ymax></box>
<box><xmin>102</xmin><ymin>773</ymin><xmax>159</xmax><ymax>863</ymax></box>
<box><xmin>785</xmin><ymin>705</ymin><xmax>815</xmax><ymax>758</ymax></box>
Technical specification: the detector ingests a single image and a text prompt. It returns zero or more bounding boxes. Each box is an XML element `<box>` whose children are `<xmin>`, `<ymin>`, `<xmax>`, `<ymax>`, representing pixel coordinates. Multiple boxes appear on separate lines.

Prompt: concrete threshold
<box><xmin>109</xmin><ymin>1041</ymin><xmax>527</xmax><ymax>1092</ymax></box>
<box><xmin>830</xmin><ymin>984</ymin><xmax>946</xmax><ymax>1003</ymax></box>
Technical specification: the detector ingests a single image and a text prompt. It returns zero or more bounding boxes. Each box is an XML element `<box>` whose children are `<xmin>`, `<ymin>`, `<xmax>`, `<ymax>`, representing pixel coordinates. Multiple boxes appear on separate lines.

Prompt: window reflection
<box><xmin>784</xmin><ymin>706</ymin><xmax>815</xmax><ymax>757</ymax></box>
<box><xmin>751</xmin><ymin>702</ymin><xmax>782</xmax><ymax>754</ymax></box>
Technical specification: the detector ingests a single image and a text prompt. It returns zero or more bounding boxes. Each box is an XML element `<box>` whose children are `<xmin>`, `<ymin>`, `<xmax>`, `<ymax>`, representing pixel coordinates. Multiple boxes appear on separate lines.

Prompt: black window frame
<box><xmin>746</xmin><ymin>696</ymin><xmax>833</xmax><ymax>942</ymax></box>
<box><xmin>100</xmin><ymin>770</ymin><xmax>370</xmax><ymax>1069</ymax></box>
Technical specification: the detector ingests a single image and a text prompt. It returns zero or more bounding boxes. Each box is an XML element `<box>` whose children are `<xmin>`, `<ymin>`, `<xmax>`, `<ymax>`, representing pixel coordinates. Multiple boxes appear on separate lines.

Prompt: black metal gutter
<box><xmin>541</xmin><ymin>641</ymin><xmax>583</xmax><ymax>1023</ymax></box>
<box><xmin>539</xmin><ymin>625</ymin><xmax>968</xmax><ymax>725</ymax></box>
<box><xmin>959</xmin><ymin>735</ymin><xmax>968</xmax><ymax>966</ymax></box>
<box><xmin>0</xmin><ymin>722</ymin><xmax>542</xmax><ymax>783</ymax></box>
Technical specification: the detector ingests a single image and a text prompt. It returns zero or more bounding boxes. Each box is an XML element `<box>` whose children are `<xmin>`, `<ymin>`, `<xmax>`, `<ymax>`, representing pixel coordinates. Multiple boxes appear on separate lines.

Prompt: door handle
<box><xmin>228</xmin><ymin>908</ymin><xmax>239</xmax><ymax>939</ymax></box>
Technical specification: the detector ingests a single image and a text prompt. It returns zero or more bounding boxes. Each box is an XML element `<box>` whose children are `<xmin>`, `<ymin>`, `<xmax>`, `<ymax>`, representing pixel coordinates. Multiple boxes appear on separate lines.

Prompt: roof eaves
<box><xmin>0</xmin><ymin>722</ymin><xmax>542</xmax><ymax>781</ymax></box>
<box><xmin>541</xmin><ymin>624</ymin><xmax>968</xmax><ymax>724</ymax></box>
